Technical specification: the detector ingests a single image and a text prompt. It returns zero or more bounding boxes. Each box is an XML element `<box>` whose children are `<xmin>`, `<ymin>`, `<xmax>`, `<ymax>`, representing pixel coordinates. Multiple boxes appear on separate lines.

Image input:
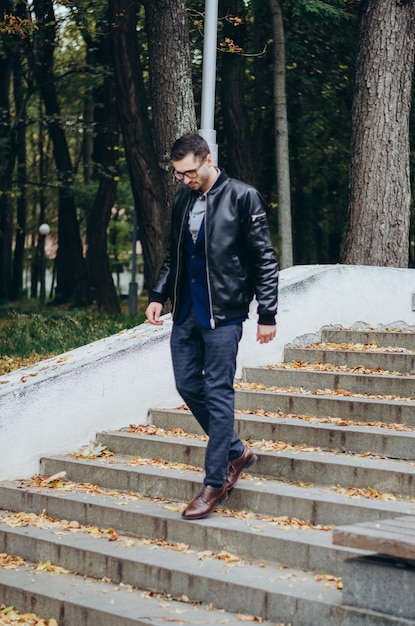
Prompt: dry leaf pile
<box><xmin>0</xmin><ymin>554</ymin><xmax>25</xmax><ymax>570</ymax></box>
<box><xmin>220</xmin><ymin>508</ymin><xmax>332</xmax><ymax>532</ymax></box>
<box><xmin>276</xmin><ymin>477</ymin><xmax>415</xmax><ymax>503</ymax></box>
<box><xmin>236</xmin><ymin>616</ymin><xmax>266</xmax><ymax>623</ymax></box>
<box><xmin>314</xmin><ymin>573</ymin><xmax>343</xmax><ymax>590</ymax></box>
<box><xmin>0</xmin><ymin>354</ymin><xmax>52</xmax><ymax>377</ymax></box>
<box><xmin>128</xmin><ymin>423</ymin><xmax>208</xmax><ymax>442</ymax></box>
<box><xmin>126</xmin><ymin>456</ymin><xmax>204</xmax><ymax>473</ymax></box>
<box><xmin>237</xmin><ymin>407</ymin><xmax>415</xmax><ymax>432</ymax></box>
<box><xmin>0</xmin><ymin>510</ymin><xmax>122</xmax><ymax>543</ymax></box>
<box><xmin>235</xmin><ymin>381</ymin><xmax>415</xmax><ymax>403</ymax></box>
<box><xmin>330</xmin><ymin>485</ymin><xmax>398</xmax><ymax>501</ymax></box>
<box><xmin>269</xmin><ymin>359</ymin><xmax>411</xmax><ymax>378</ymax></box>
<box><xmin>303</xmin><ymin>341</ymin><xmax>414</xmax><ymax>354</ymax></box>
<box><xmin>0</xmin><ymin>604</ymin><xmax>58</xmax><ymax>626</ymax></box>
<box><xmin>24</xmin><ymin>474</ymin><xmax>178</xmax><ymax>506</ymax></box>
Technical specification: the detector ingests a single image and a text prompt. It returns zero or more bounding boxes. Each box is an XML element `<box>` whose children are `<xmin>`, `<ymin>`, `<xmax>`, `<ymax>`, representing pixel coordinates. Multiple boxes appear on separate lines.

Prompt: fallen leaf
<box><xmin>41</xmin><ymin>471</ymin><xmax>67</xmax><ymax>485</ymax></box>
<box><xmin>0</xmin><ymin>554</ymin><xmax>24</xmax><ymax>569</ymax></box>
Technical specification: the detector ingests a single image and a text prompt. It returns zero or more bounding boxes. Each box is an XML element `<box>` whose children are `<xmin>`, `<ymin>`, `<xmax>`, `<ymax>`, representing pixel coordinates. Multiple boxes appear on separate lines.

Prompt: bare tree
<box><xmin>343</xmin><ymin>0</ymin><xmax>415</xmax><ymax>267</ymax></box>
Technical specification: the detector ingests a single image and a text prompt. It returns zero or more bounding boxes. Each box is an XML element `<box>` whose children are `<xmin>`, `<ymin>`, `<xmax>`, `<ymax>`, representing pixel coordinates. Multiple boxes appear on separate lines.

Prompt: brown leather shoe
<box><xmin>182</xmin><ymin>484</ymin><xmax>228</xmax><ymax>520</ymax></box>
<box><xmin>226</xmin><ymin>446</ymin><xmax>257</xmax><ymax>491</ymax></box>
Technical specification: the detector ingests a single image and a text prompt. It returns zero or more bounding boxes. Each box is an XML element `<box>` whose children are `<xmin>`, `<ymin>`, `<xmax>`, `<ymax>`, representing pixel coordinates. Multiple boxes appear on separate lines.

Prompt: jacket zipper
<box><xmin>204</xmin><ymin>195</ymin><xmax>216</xmax><ymax>329</ymax></box>
<box><xmin>172</xmin><ymin>196</ymin><xmax>193</xmax><ymax>319</ymax></box>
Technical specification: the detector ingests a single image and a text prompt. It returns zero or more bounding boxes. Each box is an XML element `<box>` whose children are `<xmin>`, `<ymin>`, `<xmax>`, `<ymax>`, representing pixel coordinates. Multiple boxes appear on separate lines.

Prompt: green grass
<box><xmin>0</xmin><ymin>301</ymin><xmax>147</xmax><ymax>359</ymax></box>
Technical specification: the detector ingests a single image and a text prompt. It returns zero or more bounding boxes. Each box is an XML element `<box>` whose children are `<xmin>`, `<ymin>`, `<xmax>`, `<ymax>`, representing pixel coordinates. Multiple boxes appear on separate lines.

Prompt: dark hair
<box><xmin>170</xmin><ymin>133</ymin><xmax>210</xmax><ymax>161</ymax></box>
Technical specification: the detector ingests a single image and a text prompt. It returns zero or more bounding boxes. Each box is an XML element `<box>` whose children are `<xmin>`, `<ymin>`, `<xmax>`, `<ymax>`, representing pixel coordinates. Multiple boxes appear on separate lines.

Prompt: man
<box><xmin>146</xmin><ymin>133</ymin><xmax>278</xmax><ymax>520</ymax></box>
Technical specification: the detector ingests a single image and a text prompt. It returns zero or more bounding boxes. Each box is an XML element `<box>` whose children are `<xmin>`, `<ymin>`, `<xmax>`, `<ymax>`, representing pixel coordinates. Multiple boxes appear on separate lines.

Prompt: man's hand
<box><xmin>146</xmin><ymin>302</ymin><xmax>164</xmax><ymax>325</ymax></box>
<box><xmin>256</xmin><ymin>324</ymin><xmax>276</xmax><ymax>344</ymax></box>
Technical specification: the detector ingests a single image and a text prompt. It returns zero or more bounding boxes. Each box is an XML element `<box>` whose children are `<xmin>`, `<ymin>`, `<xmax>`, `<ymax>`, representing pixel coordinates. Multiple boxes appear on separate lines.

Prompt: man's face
<box><xmin>172</xmin><ymin>152</ymin><xmax>215</xmax><ymax>193</ymax></box>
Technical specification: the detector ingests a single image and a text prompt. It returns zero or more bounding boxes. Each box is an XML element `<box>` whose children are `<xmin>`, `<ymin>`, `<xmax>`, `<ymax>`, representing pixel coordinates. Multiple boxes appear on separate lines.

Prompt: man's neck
<box><xmin>200</xmin><ymin>167</ymin><xmax>219</xmax><ymax>195</ymax></box>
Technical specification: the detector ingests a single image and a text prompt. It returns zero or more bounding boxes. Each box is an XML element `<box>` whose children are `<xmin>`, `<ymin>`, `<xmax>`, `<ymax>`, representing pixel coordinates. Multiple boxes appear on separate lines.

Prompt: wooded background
<box><xmin>1</xmin><ymin>0</ymin><xmax>414</xmax><ymax>312</ymax></box>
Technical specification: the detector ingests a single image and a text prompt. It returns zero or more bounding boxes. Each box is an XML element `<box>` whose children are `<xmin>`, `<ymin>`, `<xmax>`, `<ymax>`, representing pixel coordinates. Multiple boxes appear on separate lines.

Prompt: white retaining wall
<box><xmin>1</xmin><ymin>264</ymin><xmax>414</xmax><ymax>480</ymax></box>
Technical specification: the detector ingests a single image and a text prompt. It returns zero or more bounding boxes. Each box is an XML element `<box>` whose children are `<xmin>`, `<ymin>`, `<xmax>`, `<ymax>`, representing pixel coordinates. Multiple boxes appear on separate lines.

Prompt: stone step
<box><xmin>284</xmin><ymin>346</ymin><xmax>415</xmax><ymax>374</ymax></box>
<box><xmin>1</xmin><ymin>542</ymin><xmax>411</xmax><ymax>626</ymax></box>
<box><xmin>148</xmin><ymin>408</ymin><xmax>415</xmax><ymax>460</ymax></box>
<box><xmin>85</xmin><ymin>432</ymin><xmax>415</xmax><ymax>497</ymax></box>
<box><xmin>3</xmin><ymin>328</ymin><xmax>415</xmax><ymax>625</ymax></box>
<box><xmin>235</xmin><ymin>387</ymin><xmax>415</xmax><ymax>426</ymax></box>
<box><xmin>0</xmin><ymin>485</ymin><xmax>363</xmax><ymax>577</ymax></box>
<box><xmin>0</xmin><ymin>511</ymin><xmax>348</xmax><ymax>625</ymax></box>
<box><xmin>0</xmin><ymin>550</ymin><xmax>266</xmax><ymax>626</ymax></box>
<box><xmin>36</xmin><ymin>455</ymin><xmax>415</xmax><ymax>525</ymax></box>
<box><xmin>0</xmin><ymin>516</ymin><xmax>358</xmax><ymax>624</ymax></box>
<box><xmin>242</xmin><ymin>365</ymin><xmax>415</xmax><ymax>399</ymax></box>
<box><xmin>2</xmin><ymin>494</ymin><xmax>415</xmax><ymax>626</ymax></box>
<box><xmin>321</xmin><ymin>328</ymin><xmax>415</xmax><ymax>350</ymax></box>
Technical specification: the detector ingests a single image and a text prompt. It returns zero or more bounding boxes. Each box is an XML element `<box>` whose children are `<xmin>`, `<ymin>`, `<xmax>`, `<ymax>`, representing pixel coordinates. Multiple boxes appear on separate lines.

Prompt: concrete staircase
<box><xmin>1</xmin><ymin>327</ymin><xmax>415</xmax><ymax>625</ymax></box>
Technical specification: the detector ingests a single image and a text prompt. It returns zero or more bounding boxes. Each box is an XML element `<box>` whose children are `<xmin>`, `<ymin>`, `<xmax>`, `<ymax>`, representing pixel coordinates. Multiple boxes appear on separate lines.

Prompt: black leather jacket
<box><xmin>150</xmin><ymin>169</ymin><xmax>279</xmax><ymax>328</ymax></box>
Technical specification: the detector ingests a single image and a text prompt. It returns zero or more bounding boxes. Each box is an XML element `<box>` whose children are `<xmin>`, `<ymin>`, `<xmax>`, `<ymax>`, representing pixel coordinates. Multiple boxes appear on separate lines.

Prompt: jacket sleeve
<box><xmin>149</xmin><ymin>246</ymin><xmax>172</xmax><ymax>305</ymax></box>
<box><xmin>240</xmin><ymin>188</ymin><xmax>279</xmax><ymax>325</ymax></box>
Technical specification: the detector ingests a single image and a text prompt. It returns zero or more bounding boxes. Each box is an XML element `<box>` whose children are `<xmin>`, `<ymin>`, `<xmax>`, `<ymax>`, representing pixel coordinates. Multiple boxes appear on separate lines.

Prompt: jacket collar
<box><xmin>187</xmin><ymin>168</ymin><xmax>229</xmax><ymax>201</ymax></box>
<box><xmin>207</xmin><ymin>168</ymin><xmax>228</xmax><ymax>195</ymax></box>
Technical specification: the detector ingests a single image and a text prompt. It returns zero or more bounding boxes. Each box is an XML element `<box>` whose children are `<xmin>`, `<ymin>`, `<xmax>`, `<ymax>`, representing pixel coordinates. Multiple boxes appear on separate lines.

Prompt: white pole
<box><xmin>198</xmin><ymin>0</ymin><xmax>219</xmax><ymax>165</ymax></box>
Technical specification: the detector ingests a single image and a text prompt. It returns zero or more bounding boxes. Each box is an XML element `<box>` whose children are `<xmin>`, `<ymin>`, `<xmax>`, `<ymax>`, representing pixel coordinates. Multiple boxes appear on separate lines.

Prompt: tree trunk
<box><xmin>108</xmin><ymin>0</ymin><xmax>166</xmax><ymax>289</ymax></box>
<box><xmin>86</xmin><ymin>178</ymin><xmax>120</xmax><ymax>313</ymax></box>
<box><xmin>250</xmin><ymin>0</ymin><xmax>274</xmax><ymax>199</ymax></box>
<box><xmin>343</xmin><ymin>0</ymin><xmax>415</xmax><ymax>267</ymax></box>
<box><xmin>82</xmin><ymin>98</ymin><xmax>94</xmax><ymax>185</ymax></box>
<box><xmin>0</xmin><ymin>0</ymin><xmax>15</xmax><ymax>304</ymax></box>
<box><xmin>145</xmin><ymin>0</ymin><xmax>197</xmax><ymax>216</ymax></box>
<box><xmin>218</xmin><ymin>0</ymin><xmax>256</xmax><ymax>186</ymax></box>
<box><xmin>33</xmin><ymin>0</ymin><xmax>89</xmax><ymax>304</ymax></box>
<box><xmin>10</xmin><ymin>51</ymin><xmax>27</xmax><ymax>300</ymax></box>
<box><xmin>269</xmin><ymin>0</ymin><xmax>293</xmax><ymax>269</ymax></box>
<box><xmin>85</xmin><ymin>36</ymin><xmax>120</xmax><ymax>314</ymax></box>
<box><xmin>31</xmin><ymin>101</ymin><xmax>47</xmax><ymax>299</ymax></box>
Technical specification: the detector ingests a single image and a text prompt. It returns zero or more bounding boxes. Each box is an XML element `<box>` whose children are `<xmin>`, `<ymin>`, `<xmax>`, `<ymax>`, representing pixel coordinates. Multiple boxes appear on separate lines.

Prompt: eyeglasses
<box><xmin>173</xmin><ymin>157</ymin><xmax>206</xmax><ymax>181</ymax></box>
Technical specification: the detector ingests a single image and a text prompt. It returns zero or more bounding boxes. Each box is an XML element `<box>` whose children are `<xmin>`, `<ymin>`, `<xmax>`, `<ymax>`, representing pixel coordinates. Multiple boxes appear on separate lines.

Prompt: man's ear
<box><xmin>206</xmin><ymin>153</ymin><xmax>213</xmax><ymax>166</ymax></box>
